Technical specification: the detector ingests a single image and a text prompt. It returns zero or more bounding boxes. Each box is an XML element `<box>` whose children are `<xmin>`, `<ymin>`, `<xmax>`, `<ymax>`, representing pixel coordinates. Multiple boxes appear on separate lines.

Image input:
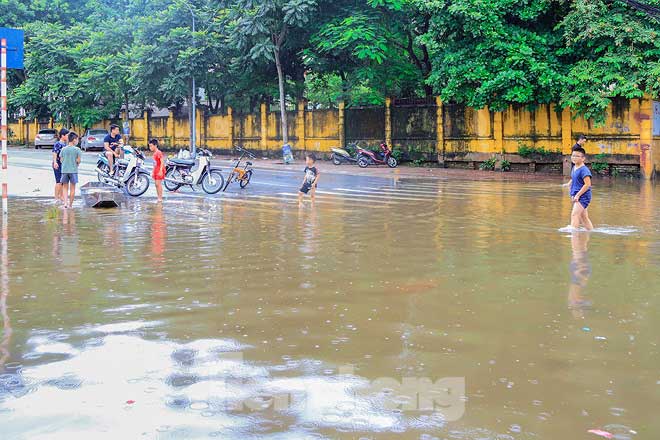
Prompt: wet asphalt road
<box><xmin>7</xmin><ymin>148</ymin><xmax>402</xmax><ymax>202</ymax></box>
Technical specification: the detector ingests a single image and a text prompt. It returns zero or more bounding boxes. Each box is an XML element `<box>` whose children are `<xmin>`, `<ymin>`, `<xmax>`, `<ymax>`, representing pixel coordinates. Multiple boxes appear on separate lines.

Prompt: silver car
<box><xmin>81</xmin><ymin>128</ymin><xmax>109</xmax><ymax>151</ymax></box>
<box><xmin>34</xmin><ymin>129</ymin><xmax>58</xmax><ymax>149</ymax></box>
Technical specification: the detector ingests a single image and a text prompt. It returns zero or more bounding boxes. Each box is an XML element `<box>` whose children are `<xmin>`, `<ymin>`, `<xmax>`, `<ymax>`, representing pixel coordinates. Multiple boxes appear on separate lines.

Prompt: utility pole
<box><xmin>1</xmin><ymin>38</ymin><xmax>8</xmax><ymax>215</ymax></box>
<box><xmin>182</xmin><ymin>1</ymin><xmax>197</xmax><ymax>155</ymax></box>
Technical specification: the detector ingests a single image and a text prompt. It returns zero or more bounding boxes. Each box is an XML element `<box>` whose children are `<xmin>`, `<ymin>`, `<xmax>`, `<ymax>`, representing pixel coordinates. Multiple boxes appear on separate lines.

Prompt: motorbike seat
<box><xmin>170</xmin><ymin>158</ymin><xmax>195</xmax><ymax>166</ymax></box>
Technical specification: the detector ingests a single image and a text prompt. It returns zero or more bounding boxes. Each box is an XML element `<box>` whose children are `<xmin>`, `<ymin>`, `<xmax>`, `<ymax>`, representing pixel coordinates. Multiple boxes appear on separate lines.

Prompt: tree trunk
<box><xmin>124</xmin><ymin>94</ymin><xmax>130</xmax><ymax>122</ymax></box>
<box><xmin>189</xmin><ymin>87</ymin><xmax>194</xmax><ymax>149</ymax></box>
<box><xmin>273</xmin><ymin>45</ymin><xmax>288</xmax><ymax>145</ymax></box>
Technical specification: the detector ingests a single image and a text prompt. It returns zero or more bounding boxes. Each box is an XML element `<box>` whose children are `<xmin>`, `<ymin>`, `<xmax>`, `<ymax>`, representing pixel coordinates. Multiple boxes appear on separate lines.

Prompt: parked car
<box><xmin>34</xmin><ymin>129</ymin><xmax>58</xmax><ymax>149</ymax></box>
<box><xmin>81</xmin><ymin>129</ymin><xmax>109</xmax><ymax>151</ymax></box>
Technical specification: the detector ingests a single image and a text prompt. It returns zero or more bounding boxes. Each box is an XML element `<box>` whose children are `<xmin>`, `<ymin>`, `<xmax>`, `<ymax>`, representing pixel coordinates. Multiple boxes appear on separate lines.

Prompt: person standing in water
<box><xmin>148</xmin><ymin>138</ymin><xmax>165</xmax><ymax>203</ymax></box>
<box><xmin>52</xmin><ymin>128</ymin><xmax>69</xmax><ymax>203</ymax></box>
<box><xmin>298</xmin><ymin>154</ymin><xmax>320</xmax><ymax>204</ymax></box>
<box><xmin>568</xmin><ymin>147</ymin><xmax>593</xmax><ymax>230</ymax></box>
<box><xmin>59</xmin><ymin>132</ymin><xmax>82</xmax><ymax>209</ymax></box>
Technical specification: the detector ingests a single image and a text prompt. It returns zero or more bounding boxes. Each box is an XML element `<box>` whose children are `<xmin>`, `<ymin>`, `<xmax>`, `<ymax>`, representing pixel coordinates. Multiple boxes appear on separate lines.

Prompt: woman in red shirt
<box><xmin>149</xmin><ymin>138</ymin><xmax>166</xmax><ymax>202</ymax></box>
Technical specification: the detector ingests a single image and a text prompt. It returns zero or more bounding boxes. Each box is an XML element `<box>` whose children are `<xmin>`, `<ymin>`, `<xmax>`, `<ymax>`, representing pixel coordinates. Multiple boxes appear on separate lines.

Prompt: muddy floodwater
<box><xmin>0</xmin><ymin>177</ymin><xmax>659</xmax><ymax>439</ymax></box>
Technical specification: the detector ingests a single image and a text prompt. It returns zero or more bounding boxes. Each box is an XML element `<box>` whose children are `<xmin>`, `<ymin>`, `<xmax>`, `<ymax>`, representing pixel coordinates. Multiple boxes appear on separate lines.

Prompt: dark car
<box><xmin>34</xmin><ymin>129</ymin><xmax>58</xmax><ymax>149</ymax></box>
<box><xmin>81</xmin><ymin>128</ymin><xmax>109</xmax><ymax>151</ymax></box>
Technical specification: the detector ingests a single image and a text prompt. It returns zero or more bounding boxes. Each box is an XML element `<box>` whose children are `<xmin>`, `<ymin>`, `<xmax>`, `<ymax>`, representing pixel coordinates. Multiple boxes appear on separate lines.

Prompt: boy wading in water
<box><xmin>52</xmin><ymin>128</ymin><xmax>69</xmax><ymax>203</ymax></box>
<box><xmin>59</xmin><ymin>132</ymin><xmax>82</xmax><ymax>209</ymax></box>
<box><xmin>148</xmin><ymin>139</ymin><xmax>165</xmax><ymax>203</ymax></box>
<box><xmin>568</xmin><ymin>147</ymin><xmax>593</xmax><ymax>230</ymax></box>
<box><xmin>298</xmin><ymin>154</ymin><xmax>320</xmax><ymax>204</ymax></box>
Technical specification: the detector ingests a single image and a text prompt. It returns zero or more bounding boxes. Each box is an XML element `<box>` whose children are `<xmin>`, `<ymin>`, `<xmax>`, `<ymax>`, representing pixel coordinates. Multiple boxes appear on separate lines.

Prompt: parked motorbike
<box><xmin>164</xmin><ymin>149</ymin><xmax>225</xmax><ymax>194</ymax></box>
<box><xmin>357</xmin><ymin>143</ymin><xmax>397</xmax><ymax>168</ymax></box>
<box><xmin>330</xmin><ymin>142</ymin><xmax>359</xmax><ymax>165</ymax></box>
<box><xmin>96</xmin><ymin>145</ymin><xmax>151</xmax><ymax>196</ymax></box>
<box><xmin>223</xmin><ymin>146</ymin><xmax>256</xmax><ymax>191</ymax></box>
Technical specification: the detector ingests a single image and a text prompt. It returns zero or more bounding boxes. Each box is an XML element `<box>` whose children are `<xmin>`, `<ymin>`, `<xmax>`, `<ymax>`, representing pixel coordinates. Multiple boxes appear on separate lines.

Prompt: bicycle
<box><xmin>222</xmin><ymin>146</ymin><xmax>256</xmax><ymax>191</ymax></box>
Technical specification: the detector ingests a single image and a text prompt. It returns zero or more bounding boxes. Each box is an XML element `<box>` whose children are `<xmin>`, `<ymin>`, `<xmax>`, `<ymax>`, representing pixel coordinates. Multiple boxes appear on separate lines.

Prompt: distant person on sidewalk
<box><xmin>52</xmin><ymin>128</ymin><xmax>69</xmax><ymax>203</ymax></box>
<box><xmin>103</xmin><ymin>124</ymin><xmax>123</xmax><ymax>175</ymax></box>
<box><xmin>572</xmin><ymin>134</ymin><xmax>587</xmax><ymax>151</ymax></box>
<box><xmin>568</xmin><ymin>147</ymin><xmax>594</xmax><ymax>230</ymax></box>
<box><xmin>298</xmin><ymin>154</ymin><xmax>320</xmax><ymax>204</ymax></box>
<box><xmin>148</xmin><ymin>138</ymin><xmax>165</xmax><ymax>203</ymax></box>
<box><xmin>59</xmin><ymin>132</ymin><xmax>82</xmax><ymax>209</ymax></box>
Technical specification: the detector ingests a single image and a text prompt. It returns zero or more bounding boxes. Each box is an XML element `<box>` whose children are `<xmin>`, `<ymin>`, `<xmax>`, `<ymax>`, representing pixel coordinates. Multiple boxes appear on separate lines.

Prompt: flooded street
<box><xmin>0</xmin><ymin>175</ymin><xmax>659</xmax><ymax>439</ymax></box>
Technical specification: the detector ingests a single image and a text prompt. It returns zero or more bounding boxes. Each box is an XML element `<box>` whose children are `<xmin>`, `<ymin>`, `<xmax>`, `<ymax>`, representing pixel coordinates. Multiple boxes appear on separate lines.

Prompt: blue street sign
<box><xmin>0</xmin><ymin>27</ymin><xmax>25</xmax><ymax>69</ymax></box>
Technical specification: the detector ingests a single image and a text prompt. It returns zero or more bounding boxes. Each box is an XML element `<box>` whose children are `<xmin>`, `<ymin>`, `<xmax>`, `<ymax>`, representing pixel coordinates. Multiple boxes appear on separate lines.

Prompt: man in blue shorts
<box><xmin>568</xmin><ymin>147</ymin><xmax>593</xmax><ymax>230</ymax></box>
<box><xmin>60</xmin><ymin>132</ymin><xmax>82</xmax><ymax>209</ymax></box>
<box><xmin>52</xmin><ymin>128</ymin><xmax>69</xmax><ymax>202</ymax></box>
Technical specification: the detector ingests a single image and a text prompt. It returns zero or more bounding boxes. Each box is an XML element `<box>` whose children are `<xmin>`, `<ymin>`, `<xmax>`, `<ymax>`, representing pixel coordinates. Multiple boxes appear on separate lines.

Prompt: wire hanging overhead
<box><xmin>618</xmin><ymin>0</ymin><xmax>660</xmax><ymax>19</ymax></box>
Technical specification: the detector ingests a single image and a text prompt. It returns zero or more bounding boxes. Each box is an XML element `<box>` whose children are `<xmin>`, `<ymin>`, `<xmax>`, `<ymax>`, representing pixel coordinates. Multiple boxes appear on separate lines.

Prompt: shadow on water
<box><xmin>568</xmin><ymin>232</ymin><xmax>592</xmax><ymax>319</ymax></box>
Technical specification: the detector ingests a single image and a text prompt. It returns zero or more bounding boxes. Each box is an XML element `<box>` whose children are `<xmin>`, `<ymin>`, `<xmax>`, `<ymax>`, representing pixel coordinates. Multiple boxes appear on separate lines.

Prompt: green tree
<box><xmin>9</xmin><ymin>22</ymin><xmax>92</xmax><ymax>125</ymax></box>
<box><xmin>422</xmin><ymin>0</ymin><xmax>566</xmax><ymax>111</ymax></box>
<box><xmin>305</xmin><ymin>0</ymin><xmax>432</xmax><ymax>104</ymax></box>
<box><xmin>560</xmin><ymin>0</ymin><xmax>660</xmax><ymax>122</ymax></box>
<box><xmin>229</xmin><ymin>0</ymin><xmax>318</xmax><ymax>144</ymax></box>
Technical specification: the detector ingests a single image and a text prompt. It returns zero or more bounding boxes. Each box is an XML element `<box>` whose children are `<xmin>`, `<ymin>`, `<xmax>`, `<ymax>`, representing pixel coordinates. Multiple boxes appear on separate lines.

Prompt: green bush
<box><xmin>479</xmin><ymin>156</ymin><xmax>497</xmax><ymax>171</ymax></box>
<box><xmin>500</xmin><ymin>159</ymin><xmax>511</xmax><ymax>172</ymax></box>
<box><xmin>591</xmin><ymin>153</ymin><xmax>609</xmax><ymax>174</ymax></box>
<box><xmin>391</xmin><ymin>149</ymin><xmax>403</xmax><ymax>162</ymax></box>
<box><xmin>345</xmin><ymin>142</ymin><xmax>358</xmax><ymax>157</ymax></box>
<box><xmin>517</xmin><ymin>144</ymin><xmax>560</xmax><ymax>157</ymax></box>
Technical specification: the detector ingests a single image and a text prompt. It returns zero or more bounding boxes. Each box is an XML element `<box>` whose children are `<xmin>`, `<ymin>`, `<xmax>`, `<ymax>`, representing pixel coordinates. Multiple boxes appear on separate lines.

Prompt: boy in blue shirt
<box><xmin>568</xmin><ymin>147</ymin><xmax>593</xmax><ymax>230</ymax></box>
<box><xmin>59</xmin><ymin>132</ymin><xmax>82</xmax><ymax>209</ymax></box>
<box><xmin>52</xmin><ymin>128</ymin><xmax>69</xmax><ymax>202</ymax></box>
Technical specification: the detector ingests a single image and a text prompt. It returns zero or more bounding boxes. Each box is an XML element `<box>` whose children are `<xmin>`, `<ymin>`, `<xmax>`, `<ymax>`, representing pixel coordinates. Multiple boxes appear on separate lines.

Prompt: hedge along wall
<box><xmin>8</xmin><ymin>96</ymin><xmax>660</xmax><ymax>178</ymax></box>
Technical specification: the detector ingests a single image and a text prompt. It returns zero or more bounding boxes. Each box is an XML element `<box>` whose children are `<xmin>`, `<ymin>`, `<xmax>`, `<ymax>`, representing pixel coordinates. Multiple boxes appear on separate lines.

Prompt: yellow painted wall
<box><xmin>7</xmin><ymin>122</ymin><xmax>21</xmax><ymax>143</ymax></box>
<box><xmin>150</xmin><ymin>117</ymin><xmax>168</xmax><ymax>140</ymax></box>
<box><xmin>6</xmin><ymin>98</ymin><xmax>653</xmax><ymax>174</ymax></box>
<box><xmin>502</xmin><ymin>104</ymin><xmax>563</xmax><ymax>153</ymax></box>
<box><xmin>173</xmin><ymin>117</ymin><xmax>189</xmax><ymax>146</ymax></box>
<box><xmin>305</xmin><ymin>110</ymin><xmax>339</xmax><ymax>152</ymax></box>
<box><xmin>206</xmin><ymin>114</ymin><xmax>231</xmax><ymax>149</ymax></box>
<box><xmin>266</xmin><ymin>111</ymin><xmax>297</xmax><ymax>148</ymax></box>
<box><xmin>572</xmin><ymin>98</ymin><xmax>641</xmax><ymax>156</ymax></box>
<box><xmin>130</xmin><ymin>118</ymin><xmax>147</xmax><ymax>145</ymax></box>
<box><xmin>234</xmin><ymin>114</ymin><xmax>261</xmax><ymax>151</ymax></box>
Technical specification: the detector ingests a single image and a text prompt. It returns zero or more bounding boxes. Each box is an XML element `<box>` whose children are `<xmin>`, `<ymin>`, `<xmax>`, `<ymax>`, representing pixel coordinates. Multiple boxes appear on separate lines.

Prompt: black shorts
<box><xmin>299</xmin><ymin>182</ymin><xmax>317</xmax><ymax>194</ymax></box>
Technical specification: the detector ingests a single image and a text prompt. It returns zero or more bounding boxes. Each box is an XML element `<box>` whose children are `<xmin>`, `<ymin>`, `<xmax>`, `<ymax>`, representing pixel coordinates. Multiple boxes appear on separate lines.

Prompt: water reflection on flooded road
<box><xmin>0</xmin><ymin>176</ymin><xmax>659</xmax><ymax>439</ymax></box>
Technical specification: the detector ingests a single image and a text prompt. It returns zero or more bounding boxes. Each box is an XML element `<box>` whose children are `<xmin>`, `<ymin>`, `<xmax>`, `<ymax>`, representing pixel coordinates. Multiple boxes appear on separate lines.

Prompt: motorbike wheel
<box><xmin>125</xmin><ymin>172</ymin><xmax>150</xmax><ymax>197</ymax></box>
<box><xmin>239</xmin><ymin>170</ymin><xmax>252</xmax><ymax>188</ymax></box>
<box><xmin>387</xmin><ymin>157</ymin><xmax>398</xmax><ymax>168</ymax></box>
<box><xmin>357</xmin><ymin>156</ymin><xmax>369</xmax><ymax>168</ymax></box>
<box><xmin>222</xmin><ymin>172</ymin><xmax>234</xmax><ymax>192</ymax></box>
<box><xmin>332</xmin><ymin>154</ymin><xmax>342</xmax><ymax>165</ymax></box>
<box><xmin>201</xmin><ymin>170</ymin><xmax>225</xmax><ymax>194</ymax></box>
<box><xmin>97</xmin><ymin>163</ymin><xmax>110</xmax><ymax>182</ymax></box>
<box><xmin>164</xmin><ymin>168</ymin><xmax>182</xmax><ymax>192</ymax></box>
